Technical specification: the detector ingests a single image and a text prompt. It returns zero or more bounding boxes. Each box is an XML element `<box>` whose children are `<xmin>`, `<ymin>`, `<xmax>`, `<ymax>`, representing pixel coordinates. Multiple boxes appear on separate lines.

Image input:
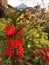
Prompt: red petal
<box><xmin>46</xmin><ymin>49</ymin><xmax>49</xmax><ymax>59</ymax></box>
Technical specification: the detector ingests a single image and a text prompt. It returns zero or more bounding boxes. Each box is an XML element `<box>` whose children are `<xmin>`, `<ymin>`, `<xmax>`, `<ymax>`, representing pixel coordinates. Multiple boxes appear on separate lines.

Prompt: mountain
<box><xmin>16</xmin><ymin>3</ymin><xmax>27</xmax><ymax>10</ymax></box>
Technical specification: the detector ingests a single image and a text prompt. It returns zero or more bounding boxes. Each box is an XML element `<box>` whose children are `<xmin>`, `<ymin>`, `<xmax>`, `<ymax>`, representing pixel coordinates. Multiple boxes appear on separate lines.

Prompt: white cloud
<box><xmin>8</xmin><ymin>0</ymin><xmax>49</xmax><ymax>8</ymax></box>
<box><xmin>8</xmin><ymin>0</ymin><xmax>22</xmax><ymax>7</ymax></box>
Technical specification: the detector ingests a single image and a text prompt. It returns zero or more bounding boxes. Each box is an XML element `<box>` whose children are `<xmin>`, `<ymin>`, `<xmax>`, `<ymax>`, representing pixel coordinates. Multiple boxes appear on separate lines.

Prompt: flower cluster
<box><xmin>5</xmin><ymin>26</ymin><xmax>24</xmax><ymax>62</ymax></box>
<box><xmin>36</xmin><ymin>48</ymin><xmax>49</xmax><ymax>65</ymax></box>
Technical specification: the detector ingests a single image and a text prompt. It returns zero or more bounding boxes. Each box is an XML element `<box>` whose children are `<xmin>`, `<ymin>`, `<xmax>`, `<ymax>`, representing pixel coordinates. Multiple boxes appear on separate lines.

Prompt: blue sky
<box><xmin>8</xmin><ymin>0</ymin><xmax>49</xmax><ymax>8</ymax></box>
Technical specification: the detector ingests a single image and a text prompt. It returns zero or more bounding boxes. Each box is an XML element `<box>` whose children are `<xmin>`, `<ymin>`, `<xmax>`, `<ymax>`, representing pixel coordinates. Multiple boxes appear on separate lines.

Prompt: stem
<box><xmin>12</xmin><ymin>36</ymin><xmax>16</xmax><ymax>65</ymax></box>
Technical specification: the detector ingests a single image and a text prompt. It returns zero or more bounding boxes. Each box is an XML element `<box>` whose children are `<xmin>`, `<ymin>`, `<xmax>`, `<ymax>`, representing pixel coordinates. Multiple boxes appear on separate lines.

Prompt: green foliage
<box><xmin>0</xmin><ymin>7</ymin><xmax>49</xmax><ymax>65</ymax></box>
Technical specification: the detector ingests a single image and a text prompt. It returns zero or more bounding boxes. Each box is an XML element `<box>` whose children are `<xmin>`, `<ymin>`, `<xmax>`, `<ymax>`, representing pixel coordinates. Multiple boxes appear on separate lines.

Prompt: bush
<box><xmin>0</xmin><ymin>8</ymin><xmax>49</xmax><ymax>65</ymax></box>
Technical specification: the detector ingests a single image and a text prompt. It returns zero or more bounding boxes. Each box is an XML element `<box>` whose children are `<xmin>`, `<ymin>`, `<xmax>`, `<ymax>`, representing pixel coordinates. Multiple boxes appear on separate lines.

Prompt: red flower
<box><xmin>5</xmin><ymin>47</ymin><xmax>12</xmax><ymax>57</ymax></box>
<box><xmin>15</xmin><ymin>48</ymin><xmax>24</xmax><ymax>58</ymax></box>
<box><xmin>0</xmin><ymin>57</ymin><xmax>2</xmax><ymax>62</ymax></box>
<box><xmin>46</xmin><ymin>49</ymin><xmax>49</xmax><ymax>59</ymax></box>
<box><xmin>36</xmin><ymin>48</ymin><xmax>49</xmax><ymax>65</ymax></box>
<box><xmin>14</xmin><ymin>40</ymin><xmax>23</xmax><ymax>49</ymax></box>
<box><xmin>20</xmin><ymin>39</ymin><xmax>24</xmax><ymax>46</ymax></box>
<box><xmin>36</xmin><ymin>48</ymin><xmax>45</xmax><ymax>57</ymax></box>
<box><xmin>44</xmin><ymin>58</ymin><xmax>49</xmax><ymax>65</ymax></box>
<box><xmin>36</xmin><ymin>51</ymin><xmax>41</xmax><ymax>57</ymax></box>
<box><xmin>5</xmin><ymin>26</ymin><xmax>16</xmax><ymax>36</ymax></box>
<box><xmin>5</xmin><ymin>39</ymin><xmax>24</xmax><ymax>57</ymax></box>
<box><xmin>6</xmin><ymin>40</ymin><xmax>15</xmax><ymax>48</ymax></box>
<box><xmin>5</xmin><ymin>26</ymin><xmax>24</xmax><ymax>60</ymax></box>
<box><xmin>17</xmin><ymin>29</ymin><xmax>24</xmax><ymax>39</ymax></box>
<box><xmin>5</xmin><ymin>40</ymin><xmax>14</xmax><ymax>57</ymax></box>
<box><xmin>39</xmin><ymin>48</ymin><xmax>45</xmax><ymax>55</ymax></box>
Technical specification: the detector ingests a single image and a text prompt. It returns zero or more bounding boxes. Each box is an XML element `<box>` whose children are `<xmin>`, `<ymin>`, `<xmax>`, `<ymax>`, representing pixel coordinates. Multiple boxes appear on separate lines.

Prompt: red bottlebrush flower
<box><xmin>17</xmin><ymin>29</ymin><xmax>24</xmax><ymax>39</ymax></box>
<box><xmin>18</xmin><ymin>48</ymin><xmax>24</xmax><ymax>57</ymax></box>
<box><xmin>0</xmin><ymin>57</ymin><xmax>2</xmax><ymax>62</ymax></box>
<box><xmin>5</xmin><ymin>40</ymin><xmax>14</xmax><ymax>57</ymax></box>
<box><xmin>14</xmin><ymin>40</ymin><xmax>23</xmax><ymax>49</ymax></box>
<box><xmin>39</xmin><ymin>48</ymin><xmax>45</xmax><ymax>55</ymax></box>
<box><xmin>6</xmin><ymin>40</ymin><xmax>15</xmax><ymax>48</ymax></box>
<box><xmin>15</xmin><ymin>48</ymin><xmax>24</xmax><ymax>58</ymax></box>
<box><xmin>20</xmin><ymin>39</ymin><xmax>24</xmax><ymax>46</ymax></box>
<box><xmin>36</xmin><ymin>48</ymin><xmax>49</xmax><ymax>65</ymax></box>
<box><xmin>36</xmin><ymin>51</ymin><xmax>41</xmax><ymax>57</ymax></box>
<box><xmin>36</xmin><ymin>48</ymin><xmax>45</xmax><ymax>57</ymax></box>
<box><xmin>44</xmin><ymin>58</ymin><xmax>49</xmax><ymax>65</ymax></box>
<box><xmin>46</xmin><ymin>49</ymin><xmax>49</xmax><ymax>59</ymax></box>
<box><xmin>5</xmin><ymin>26</ymin><xmax>16</xmax><ymax>36</ymax></box>
<box><xmin>5</xmin><ymin>47</ymin><xmax>12</xmax><ymax>57</ymax></box>
<box><xmin>5</xmin><ymin>39</ymin><xmax>24</xmax><ymax>57</ymax></box>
